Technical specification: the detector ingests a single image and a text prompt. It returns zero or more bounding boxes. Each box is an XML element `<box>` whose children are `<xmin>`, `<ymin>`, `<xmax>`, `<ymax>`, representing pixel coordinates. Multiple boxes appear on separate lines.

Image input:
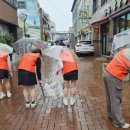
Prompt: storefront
<box><xmin>91</xmin><ymin>0</ymin><xmax>130</xmax><ymax>56</ymax></box>
<box><xmin>114</xmin><ymin>12</ymin><xmax>130</xmax><ymax>34</ymax></box>
<box><xmin>92</xmin><ymin>17</ymin><xmax>110</xmax><ymax>56</ymax></box>
<box><xmin>0</xmin><ymin>0</ymin><xmax>18</xmax><ymax>41</ymax></box>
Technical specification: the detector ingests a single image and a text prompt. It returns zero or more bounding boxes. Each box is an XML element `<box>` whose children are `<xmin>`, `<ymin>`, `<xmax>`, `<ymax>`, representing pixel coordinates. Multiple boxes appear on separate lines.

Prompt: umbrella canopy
<box><xmin>55</xmin><ymin>36</ymin><xmax>67</xmax><ymax>43</ymax></box>
<box><xmin>60</xmin><ymin>50</ymin><xmax>78</xmax><ymax>63</ymax></box>
<box><xmin>13</xmin><ymin>37</ymin><xmax>46</xmax><ymax>54</ymax></box>
<box><xmin>112</xmin><ymin>29</ymin><xmax>130</xmax><ymax>54</ymax></box>
<box><xmin>43</xmin><ymin>46</ymin><xmax>65</xmax><ymax>67</ymax></box>
<box><xmin>0</xmin><ymin>43</ymin><xmax>13</xmax><ymax>54</ymax></box>
<box><xmin>43</xmin><ymin>46</ymin><xmax>64</xmax><ymax>60</ymax></box>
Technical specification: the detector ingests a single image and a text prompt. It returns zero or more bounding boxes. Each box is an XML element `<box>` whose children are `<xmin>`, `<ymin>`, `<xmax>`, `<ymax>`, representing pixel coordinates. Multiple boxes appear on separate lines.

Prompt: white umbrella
<box><xmin>0</xmin><ymin>43</ymin><xmax>13</xmax><ymax>54</ymax></box>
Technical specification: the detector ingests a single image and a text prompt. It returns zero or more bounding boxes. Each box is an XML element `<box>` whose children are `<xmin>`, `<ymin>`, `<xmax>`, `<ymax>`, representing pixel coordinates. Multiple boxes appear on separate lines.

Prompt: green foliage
<box><xmin>0</xmin><ymin>33</ymin><xmax>14</xmax><ymax>47</ymax></box>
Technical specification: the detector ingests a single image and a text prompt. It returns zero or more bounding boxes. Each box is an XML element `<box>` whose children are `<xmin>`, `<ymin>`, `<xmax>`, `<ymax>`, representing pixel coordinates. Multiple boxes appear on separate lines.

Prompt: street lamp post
<box><xmin>19</xmin><ymin>13</ymin><xmax>27</xmax><ymax>37</ymax></box>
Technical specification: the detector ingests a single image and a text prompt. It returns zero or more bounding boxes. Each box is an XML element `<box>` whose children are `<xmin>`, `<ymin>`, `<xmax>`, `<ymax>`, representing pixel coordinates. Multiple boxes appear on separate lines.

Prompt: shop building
<box><xmin>0</xmin><ymin>0</ymin><xmax>18</xmax><ymax>41</ymax></box>
<box><xmin>71</xmin><ymin>0</ymin><xmax>93</xmax><ymax>43</ymax></box>
<box><xmin>91</xmin><ymin>0</ymin><xmax>130</xmax><ymax>56</ymax></box>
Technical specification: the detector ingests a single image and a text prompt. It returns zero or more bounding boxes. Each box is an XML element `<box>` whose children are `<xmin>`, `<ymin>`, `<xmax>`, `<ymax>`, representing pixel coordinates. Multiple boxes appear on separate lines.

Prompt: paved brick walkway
<box><xmin>0</xmin><ymin>56</ymin><xmax>130</xmax><ymax>130</ymax></box>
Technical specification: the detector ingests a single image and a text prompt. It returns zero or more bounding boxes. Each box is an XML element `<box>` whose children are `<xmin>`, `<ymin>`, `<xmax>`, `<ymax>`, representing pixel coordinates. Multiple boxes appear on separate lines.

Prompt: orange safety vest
<box><xmin>62</xmin><ymin>61</ymin><xmax>78</xmax><ymax>75</ymax></box>
<box><xmin>0</xmin><ymin>51</ymin><xmax>9</xmax><ymax>70</ymax></box>
<box><xmin>106</xmin><ymin>49</ymin><xmax>130</xmax><ymax>80</ymax></box>
<box><xmin>18</xmin><ymin>53</ymin><xmax>39</xmax><ymax>73</ymax></box>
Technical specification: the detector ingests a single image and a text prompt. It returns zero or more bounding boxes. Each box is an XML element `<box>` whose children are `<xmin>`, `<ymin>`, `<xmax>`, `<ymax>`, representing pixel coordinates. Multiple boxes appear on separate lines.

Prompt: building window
<box><xmin>93</xmin><ymin>0</ymin><xmax>98</xmax><ymax>13</ymax></box>
<box><xmin>126</xmin><ymin>13</ymin><xmax>130</xmax><ymax>29</ymax></box>
<box><xmin>114</xmin><ymin>12</ymin><xmax>130</xmax><ymax>34</ymax></box>
<box><xmin>3</xmin><ymin>0</ymin><xmax>17</xmax><ymax>8</ymax></box>
<box><xmin>101</xmin><ymin>0</ymin><xmax>107</xmax><ymax>6</ymax></box>
<box><xmin>114</xmin><ymin>17</ymin><xmax>120</xmax><ymax>34</ymax></box>
<box><xmin>120</xmin><ymin>15</ymin><xmax>126</xmax><ymax>32</ymax></box>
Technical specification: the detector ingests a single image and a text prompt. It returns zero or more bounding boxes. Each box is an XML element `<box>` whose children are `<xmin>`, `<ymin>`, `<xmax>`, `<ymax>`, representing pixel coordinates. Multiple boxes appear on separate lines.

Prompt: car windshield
<box><xmin>79</xmin><ymin>41</ymin><xmax>91</xmax><ymax>44</ymax></box>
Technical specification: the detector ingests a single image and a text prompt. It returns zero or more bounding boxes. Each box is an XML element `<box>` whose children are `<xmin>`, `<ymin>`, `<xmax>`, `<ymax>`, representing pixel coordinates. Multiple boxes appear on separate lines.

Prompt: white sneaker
<box><xmin>25</xmin><ymin>101</ymin><xmax>30</xmax><ymax>108</ymax></box>
<box><xmin>0</xmin><ymin>92</ymin><xmax>6</xmax><ymax>99</ymax></box>
<box><xmin>63</xmin><ymin>97</ymin><xmax>68</xmax><ymax>105</ymax></box>
<box><xmin>70</xmin><ymin>97</ymin><xmax>75</xmax><ymax>105</ymax></box>
<box><xmin>31</xmin><ymin>101</ymin><xmax>37</xmax><ymax>108</ymax></box>
<box><xmin>7</xmin><ymin>91</ymin><xmax>12</xmax><ymax>98</ymax></box>
<box><xmin>113</xmin><ymin>123</ymin><xmax>130</xmax><ymax>128</ymax></box>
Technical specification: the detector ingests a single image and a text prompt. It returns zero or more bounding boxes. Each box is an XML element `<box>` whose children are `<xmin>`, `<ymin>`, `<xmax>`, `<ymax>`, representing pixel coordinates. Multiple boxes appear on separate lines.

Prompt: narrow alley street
<box><xmin>1</xmin><ymin>56</ymin><xmax>130</xmax><ymax>130</ymax></box>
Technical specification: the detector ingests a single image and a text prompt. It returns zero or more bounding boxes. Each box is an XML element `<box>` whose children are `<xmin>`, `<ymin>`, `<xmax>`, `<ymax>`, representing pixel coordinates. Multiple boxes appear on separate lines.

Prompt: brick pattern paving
<box><xmin>0</xmin><ymin>56</ymin><xmax>130</xmax><ymax>130</ymax></box>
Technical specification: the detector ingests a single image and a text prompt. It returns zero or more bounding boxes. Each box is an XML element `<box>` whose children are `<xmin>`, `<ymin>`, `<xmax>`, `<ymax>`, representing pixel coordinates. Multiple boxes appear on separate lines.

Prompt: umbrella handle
<box><xmin>39</xmin><ymin>83</ymin><xmax>45</xmax><ymax>100</ymax></box>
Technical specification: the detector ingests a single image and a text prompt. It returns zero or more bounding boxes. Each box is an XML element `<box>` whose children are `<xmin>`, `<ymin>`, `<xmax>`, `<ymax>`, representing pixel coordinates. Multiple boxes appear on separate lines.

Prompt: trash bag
<box><xmin>43</xmin><ymin>58</ymin><xmax>64</xmax><ymax>100</ymax></box>
<box><xmin>44</xmin><ymin>78</ymin><xmax>63</xmax><ymax>100</ymax></box>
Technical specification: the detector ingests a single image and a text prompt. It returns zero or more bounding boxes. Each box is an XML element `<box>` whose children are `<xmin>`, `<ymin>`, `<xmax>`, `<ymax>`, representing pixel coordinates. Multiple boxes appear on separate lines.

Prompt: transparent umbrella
<box><xmin>0</xmin><ymin>43</ymin><xmax>13</xmax><ymax>54</ymax></box>
<box><xmin>112</xmin><ymin>29</ymin><xmax>130</xmax><ymax>54</ymax></box>
<box><xmin>43</xmin><ymin>46</ymin><xmax>65</xmax><ymax>60</ymax></box>
<box><xmin>43</xmin><ymin>46</ymin><xmax>65</xmax><ymax>67</ymax></box>
<box><xmin>13</xmin><ymin>37</ymin><xmax>46</xmax><ymax>54</ymax></box>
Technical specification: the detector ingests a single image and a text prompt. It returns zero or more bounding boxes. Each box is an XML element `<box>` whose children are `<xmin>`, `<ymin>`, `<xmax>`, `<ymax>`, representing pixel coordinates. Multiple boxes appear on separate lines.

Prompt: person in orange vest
<box><xmin>60</xmin><ymin>50</ymin><xmax>78</xmax><ymax>106</ymax></box>
<box><xmin>18</xmin><ymin>49</ymin><xmax>42</xmax><ymax>109</ymax></box>
<box><xmin>0</xmin><ymin>51</ymin><xmax>12</xmax><ymax>99</ymax></box>
<box><xmin>103</xmin><ymin>48</ymin><xmax>130</xmax><ymax>128</ymax></box>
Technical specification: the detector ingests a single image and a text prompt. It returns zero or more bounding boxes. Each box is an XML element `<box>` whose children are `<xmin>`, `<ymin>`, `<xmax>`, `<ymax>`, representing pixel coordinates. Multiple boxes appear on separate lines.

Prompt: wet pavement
<box><xmin>1</xmin><ymin>56</ymin><xmax>130</xmax><ymax>130</ymax></box>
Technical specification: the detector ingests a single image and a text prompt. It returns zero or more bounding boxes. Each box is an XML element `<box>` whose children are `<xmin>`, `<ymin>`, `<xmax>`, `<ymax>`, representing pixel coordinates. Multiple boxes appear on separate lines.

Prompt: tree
<box><xmin>0</xmin><ymin>33</ymin><xmax>14</xmax><ymax>47</ymax></box>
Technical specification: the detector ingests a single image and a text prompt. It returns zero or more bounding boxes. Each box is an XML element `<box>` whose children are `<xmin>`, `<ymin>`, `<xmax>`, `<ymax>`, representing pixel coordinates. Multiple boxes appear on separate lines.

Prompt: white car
<box><xmin>75</xmin><ymin>40</ymin><xmax>94</xmax><ymax>54</ymax></box>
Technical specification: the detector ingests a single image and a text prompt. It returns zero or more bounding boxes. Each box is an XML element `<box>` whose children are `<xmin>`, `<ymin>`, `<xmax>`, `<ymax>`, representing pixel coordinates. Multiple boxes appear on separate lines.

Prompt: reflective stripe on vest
<box><xmin>18</xmin><ymin>53</ymin><xmax>39</xmax><ymax>73</ymax></box>
<box><xmin>106</xmin><ymin>49</ymin><xmax>130</xmax><ymax>80</ymax></box>
<box><xmin>0</xmin><ymin>52</ymin><xmax>8</xmax><ymax>70</ymax></box>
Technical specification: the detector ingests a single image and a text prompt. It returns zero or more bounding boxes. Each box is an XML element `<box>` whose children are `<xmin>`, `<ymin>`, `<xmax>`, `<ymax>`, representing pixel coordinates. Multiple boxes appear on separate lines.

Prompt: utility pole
<box><xmin>19</xmin><ymin>13</ymin><xmax>27</xmax><ymax>37</ymax></box>
<box><xmin>39</xmin><ymin>8</ymin><xmax>44</xmax><ymax>40</ymax></box>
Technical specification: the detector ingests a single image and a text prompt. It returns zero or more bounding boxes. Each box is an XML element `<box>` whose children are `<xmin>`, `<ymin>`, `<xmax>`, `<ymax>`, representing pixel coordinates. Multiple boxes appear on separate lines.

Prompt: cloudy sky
<box><xmin>39</xmin><ymin>0</ymin><xmax>74</xmax><ymax>31</ymax></box>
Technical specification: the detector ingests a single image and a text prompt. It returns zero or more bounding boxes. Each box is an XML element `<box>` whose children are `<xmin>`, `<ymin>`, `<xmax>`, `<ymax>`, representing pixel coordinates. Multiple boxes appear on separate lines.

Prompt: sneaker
<box><xmin>7</xmin><ymin>91</ymin><xmax>12</xmax><ymax>98</ymax></box>
<box><xmin>70</xmin><ymin>97</ymin><xmax>75</xmax><ymax>105</ymax></box>
<box><xmin>25</xmin><ymin>101</ymin><xmax>30</xmax><ymax>108</ymax></box>
<box><xmin>31</xmin><ymin>101</ymin><xmax>37</xmax><ymax>108</ymax></box>
<box><xmin>63</xmin><ymin>97</ymin><xmax>68</xmax><ymax>105</ymax></box>
<box><xmin>113</xmin><ymin>122</ymin><xmax>130</xmax><ymax>128</ymax></box>
<box><xmin>0</xmin><ymin>92</ymin><xmax>6</xmax><ymax>99</ymax></box>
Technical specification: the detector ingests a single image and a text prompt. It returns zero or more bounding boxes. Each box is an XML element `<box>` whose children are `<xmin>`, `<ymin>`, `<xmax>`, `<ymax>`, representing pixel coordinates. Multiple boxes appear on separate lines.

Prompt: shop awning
<box><xmin>91</xmin><ymin>17</ymin><xmax>109</xmax><ymax>26</ymax></box>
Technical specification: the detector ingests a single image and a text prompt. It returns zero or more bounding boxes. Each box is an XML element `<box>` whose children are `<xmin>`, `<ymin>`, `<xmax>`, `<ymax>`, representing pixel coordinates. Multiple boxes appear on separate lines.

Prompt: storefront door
<box><xmin>101</xmin><ymin>23</ymin><xmax>109</xmax><ymax>55</ymax></box>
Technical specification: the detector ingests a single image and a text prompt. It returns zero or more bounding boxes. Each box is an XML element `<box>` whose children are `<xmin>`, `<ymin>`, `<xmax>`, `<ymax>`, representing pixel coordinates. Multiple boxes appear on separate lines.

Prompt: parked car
<box><xmin>75</xmin><ymin>40</ymin><xmax>94</xmax><ymax>54</ymax></box>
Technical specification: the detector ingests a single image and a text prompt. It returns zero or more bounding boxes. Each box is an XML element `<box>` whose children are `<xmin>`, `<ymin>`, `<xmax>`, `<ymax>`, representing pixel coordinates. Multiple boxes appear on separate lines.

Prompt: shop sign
<box><xmin>79</xmin><ymin>5</ymin><xmax>89</xmax><ymax>19</ymax></box>
<box><xmin>111</xmin><ymin>0</ymin><xmax>128</xmax><ymax>11</ymax></box>
<box><xmin>79</xmin><ymin>11</ymin><xmax>88</xmax><ymax>19</ymax></box>
<box><xmin>93</xmin><ymin>26</ymin><xmax>99</xmax><ymax>33</ymax></box>
<box><xmin>116</xmin><ymin>0</ymin><xmax>122</xmax><ymax>8</ymax></box>
<box><xmin>104</xmin><ymin>0</ymin><xmax>128</xmax><ymax>16</ymax></box>
<box><xmin>122</xmin><ymin>0</ymin><xmax>129</xmax><ymax>4</ymax></box>
<box><xmin>18</xmin><ymin>1</ymin><xmax>26</xmax><ymax>9</ymax></box>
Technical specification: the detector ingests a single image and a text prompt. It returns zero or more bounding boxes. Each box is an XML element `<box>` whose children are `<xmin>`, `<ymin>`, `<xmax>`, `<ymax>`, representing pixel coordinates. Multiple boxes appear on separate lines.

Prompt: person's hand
<box><xmin>38</xmin><ymin>80</ymin><xmax>43</xmax><ymax>86</ymax></box>
<box><xmin>56</xmin><ymin>69</ymin><xmax>62</xmax><ymax>75</ymax></box>
<box><xmin>10</xmin><ymin>72</ymin><xmax>13</xmax><ymax>77</ymax></box>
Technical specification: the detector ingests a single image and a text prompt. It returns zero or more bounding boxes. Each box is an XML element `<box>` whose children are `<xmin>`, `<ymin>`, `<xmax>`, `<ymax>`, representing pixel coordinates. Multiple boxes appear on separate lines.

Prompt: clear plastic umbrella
<box><xmin>13</xmin><ymin>37</ymin><xmax>47</xmax><ymax>54</ymax></box>
<box><xmin>43</xmin><ymin>46</ymin><xmax>64</xmax><ymax>60</ymax></box>
<box><xmin>0</xmin><ymin>43</ymin><xmax>13</xmax><ymax>54</ymax></box>
<box><xmin>43</xmin><ymin>45</ymin><xmax>65</xmax><ymax>67</ymax></box>
<box><xmin>112</xmin><ymin>29</ymin><xmax>130</xmax><ymax>54</ymax></box>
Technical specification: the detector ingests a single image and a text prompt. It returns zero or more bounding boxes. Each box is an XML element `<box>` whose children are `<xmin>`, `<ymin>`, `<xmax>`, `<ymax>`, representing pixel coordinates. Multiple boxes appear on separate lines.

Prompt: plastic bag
<box><xmin>44</xmin><ymin>74</ymin><xmax>64</xmax><ymax>100</ymax></box>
